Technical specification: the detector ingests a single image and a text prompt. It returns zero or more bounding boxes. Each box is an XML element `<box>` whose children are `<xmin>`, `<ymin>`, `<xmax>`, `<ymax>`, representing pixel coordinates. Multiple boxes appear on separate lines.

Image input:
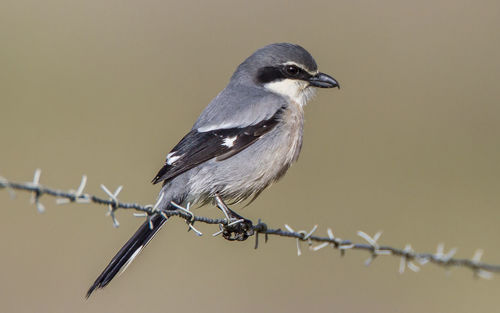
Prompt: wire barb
<box><xmin>56</xmin><ymin>175</ymin><xmax>90</xmax><ymax>204</ymax></box>
<box><xmin>312</xmin><ymin>228</ymin><xmax>335</xmax><ymax>251</ymax></box>
<box><xmin>100</xmin><ymin>184</ymin><xmax>123</xmax><ymax>228</ymax></box>
<box><xmin>284</xmin><ymin>224</ymin><xmax>318</xmax><ymax>256</ymax></box>
<box><xmin>28</xmin><ymin>169</ymin><xmax>45</xmax><ymax>213</ymax></box>
<box><xmin>171</xmin><ymin>201</ymin><xmax>203</xmax><ymax>236</ymax></box>
<box><xmin>399</xmin><ymin>244</ymin><xmax>421</xmax><ymax>273</ymax></box>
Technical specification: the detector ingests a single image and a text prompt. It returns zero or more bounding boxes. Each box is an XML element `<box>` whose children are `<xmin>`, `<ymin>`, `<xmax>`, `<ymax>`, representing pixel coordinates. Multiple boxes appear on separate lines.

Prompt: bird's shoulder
<box><xmin>193</xmin><ymin>83</ymin><xmax>287</xmax><ymax>132</ymax></box>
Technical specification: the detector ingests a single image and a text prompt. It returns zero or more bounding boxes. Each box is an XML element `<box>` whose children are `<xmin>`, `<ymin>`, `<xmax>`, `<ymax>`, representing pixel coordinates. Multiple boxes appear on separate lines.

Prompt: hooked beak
<box><xmin>308</xmin><ymin>72</ymin><xmax>340</xmax><ymax>89</ymax></box>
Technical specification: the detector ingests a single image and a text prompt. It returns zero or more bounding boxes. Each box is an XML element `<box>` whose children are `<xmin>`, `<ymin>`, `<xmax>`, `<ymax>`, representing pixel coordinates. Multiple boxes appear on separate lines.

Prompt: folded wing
<box><xmin>152</xmin><ymin>107</ymin><xmax>283</xmax><ymax>185</ymax></box>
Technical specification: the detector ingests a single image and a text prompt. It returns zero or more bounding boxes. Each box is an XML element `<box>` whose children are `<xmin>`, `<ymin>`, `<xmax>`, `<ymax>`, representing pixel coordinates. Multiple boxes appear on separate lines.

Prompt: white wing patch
<box><xmin>166</xmin><ymin>152</ymin><xmax>182</xmax><ymax>165</ymax></box>
<box><xmin>222</xmin><ymin>136</ymin><xmax>237</xmax><ymax>147</ymax></box>
<box><xmin>197</xmin><ymin>122</ymin><xmax>238</xmax><ymax>133</ymax></box>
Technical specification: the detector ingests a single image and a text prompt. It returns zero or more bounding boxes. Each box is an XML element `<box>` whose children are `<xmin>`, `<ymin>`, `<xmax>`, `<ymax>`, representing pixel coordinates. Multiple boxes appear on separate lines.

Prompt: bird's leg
<box><xmin>214</xmin><ymin>194</ymin><xmax>254</xmax><ymax>241</ymax></box>
<box><xmin>215</xmin><ymin>194</ymin><xmax>245</xmax><ymax>220</ymax></box>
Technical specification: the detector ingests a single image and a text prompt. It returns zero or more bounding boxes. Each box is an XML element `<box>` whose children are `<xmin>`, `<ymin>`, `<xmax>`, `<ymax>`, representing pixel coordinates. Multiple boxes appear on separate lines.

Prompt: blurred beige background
<box><xmin>1</xmin><ymin>0</ymin><xmax>499</xmax><ymax>312</ymax></box>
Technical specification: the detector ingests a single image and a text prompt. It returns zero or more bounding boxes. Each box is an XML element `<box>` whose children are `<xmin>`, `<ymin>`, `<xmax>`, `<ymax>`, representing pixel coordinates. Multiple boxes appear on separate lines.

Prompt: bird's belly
<box><xmin>187</xmin><ymin>104</ymin><xmax>304</xmax><ymax>204</ymax></box>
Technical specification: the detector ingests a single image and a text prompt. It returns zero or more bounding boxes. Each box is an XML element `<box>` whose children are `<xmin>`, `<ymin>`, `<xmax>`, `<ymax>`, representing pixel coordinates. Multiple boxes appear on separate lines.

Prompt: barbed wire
<box><xmin>0</xmin><ymin>169</ymin><xmax>499</xmax><ymax>279</ymax></box>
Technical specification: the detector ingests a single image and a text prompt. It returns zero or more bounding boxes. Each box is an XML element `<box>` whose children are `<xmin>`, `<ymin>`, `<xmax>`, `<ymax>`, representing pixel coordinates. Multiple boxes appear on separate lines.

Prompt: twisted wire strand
<box><xmin>1</xmin><ymin>171</ymin><xmax>498</xmax><ymax>277</ymax></box>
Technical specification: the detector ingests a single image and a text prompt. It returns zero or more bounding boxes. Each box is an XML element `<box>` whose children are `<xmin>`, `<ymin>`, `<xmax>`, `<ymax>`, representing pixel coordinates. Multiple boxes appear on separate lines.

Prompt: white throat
<box><xmin>264</xmin><ymin>79</ymin><xmax>316</xmax><ymax>107</ymax></box>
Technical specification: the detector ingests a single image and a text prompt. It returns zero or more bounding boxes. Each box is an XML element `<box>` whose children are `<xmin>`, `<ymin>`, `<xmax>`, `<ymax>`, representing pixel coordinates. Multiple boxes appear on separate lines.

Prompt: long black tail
<box><xmin>86</xmin><ymin>214</ymin><xmax>167</xmax><ymax>298</ymax></box>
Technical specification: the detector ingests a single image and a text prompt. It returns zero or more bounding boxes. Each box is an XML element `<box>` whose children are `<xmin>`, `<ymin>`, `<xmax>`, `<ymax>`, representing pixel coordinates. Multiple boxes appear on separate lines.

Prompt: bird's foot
<box><xmin>222</xmin><ymin>217</ymin><xmax>254</xmax><ymax>241</ymax></box>
<box><xmin>214</xmin><ymin>194</ymin><xmax>254</xmax><ymax>241</ymax></box>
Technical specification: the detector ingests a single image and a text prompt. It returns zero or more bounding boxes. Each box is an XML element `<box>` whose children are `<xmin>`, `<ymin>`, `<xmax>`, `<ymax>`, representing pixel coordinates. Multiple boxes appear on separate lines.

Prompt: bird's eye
<box><xmin>284</xmin><ymin>65</ymin><xmax>300</xmax><ymax>76</ymax></box>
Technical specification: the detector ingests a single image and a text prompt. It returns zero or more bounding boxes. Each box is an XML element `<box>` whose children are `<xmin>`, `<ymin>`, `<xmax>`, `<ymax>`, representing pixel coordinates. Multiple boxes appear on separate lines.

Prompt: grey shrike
<box><xmin>87</xmin><ymin>42</ymin><xmax>339</xmax><ymax>297</ymax></box>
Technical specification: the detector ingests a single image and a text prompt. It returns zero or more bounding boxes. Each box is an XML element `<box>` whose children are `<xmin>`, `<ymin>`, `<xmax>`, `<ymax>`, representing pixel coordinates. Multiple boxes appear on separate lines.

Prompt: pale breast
<box><xmin>279</xmin><ymin>100</ymin><xmax>305</xmax><ymax>165</ymax></box>
<box><xmin>186</xmin><ymin>101</ymin><xmax>305</xmax><ymax>204</ymax></box>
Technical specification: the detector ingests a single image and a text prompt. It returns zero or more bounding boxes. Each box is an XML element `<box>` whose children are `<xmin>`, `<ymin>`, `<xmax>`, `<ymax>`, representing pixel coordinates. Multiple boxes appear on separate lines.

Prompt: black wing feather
<box><xmin>152</xmin><ymin>108</ymin><xmax>283</xmax><ymax>185</ymax></box>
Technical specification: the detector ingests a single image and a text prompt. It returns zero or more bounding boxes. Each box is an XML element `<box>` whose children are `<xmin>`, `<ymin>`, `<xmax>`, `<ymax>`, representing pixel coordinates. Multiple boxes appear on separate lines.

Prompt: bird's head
<box><xmin>233</xmin><ymin>43</ymin><xmax>339</xmax><ymax>106</ymax></box>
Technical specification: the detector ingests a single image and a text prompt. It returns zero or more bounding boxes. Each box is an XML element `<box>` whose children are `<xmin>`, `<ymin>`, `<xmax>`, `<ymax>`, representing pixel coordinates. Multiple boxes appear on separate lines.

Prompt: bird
<box><xmin>86</xmin><ymin>42</ymin><xmax>339</xmax><ymax>297</ymax></box>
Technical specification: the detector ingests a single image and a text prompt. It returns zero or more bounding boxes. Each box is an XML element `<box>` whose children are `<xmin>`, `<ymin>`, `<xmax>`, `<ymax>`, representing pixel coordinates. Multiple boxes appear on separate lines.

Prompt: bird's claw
<box><xmin>222</xmin><ymin>218</ymin><xmax>254</xmax><ymax>241</ymax></box>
